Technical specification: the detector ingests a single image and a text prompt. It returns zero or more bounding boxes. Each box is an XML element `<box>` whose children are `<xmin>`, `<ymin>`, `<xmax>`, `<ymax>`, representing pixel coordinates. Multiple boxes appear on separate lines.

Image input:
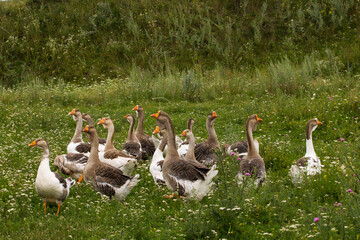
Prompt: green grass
<box><xmin>0</xmin><ymin>65</ymin><xmax>359</xmax><ymax>239</ymax></box>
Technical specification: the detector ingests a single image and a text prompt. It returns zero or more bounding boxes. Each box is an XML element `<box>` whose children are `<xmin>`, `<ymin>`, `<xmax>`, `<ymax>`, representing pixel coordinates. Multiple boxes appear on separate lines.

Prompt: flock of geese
<box><xmin>28</xmin><ymin>105</ymin><xmax>323</xmax><ymax>215</ymax></box>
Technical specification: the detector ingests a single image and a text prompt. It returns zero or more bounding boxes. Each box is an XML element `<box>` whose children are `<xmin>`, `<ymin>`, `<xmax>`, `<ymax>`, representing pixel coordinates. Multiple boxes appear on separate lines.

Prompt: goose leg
<box><xmin>77</xmin><ymin>173</ymin><xmax>84</xmax><ymax>183</ymax></box>
<box><xmin>44</xmin><ymin>202</ymin><xmax>47</xmax><ymax>214</ymax></box>
<box><xmin>56</xmin><ymin>204</ymin><xmax>61</xmax><ymax>216</ymax></box>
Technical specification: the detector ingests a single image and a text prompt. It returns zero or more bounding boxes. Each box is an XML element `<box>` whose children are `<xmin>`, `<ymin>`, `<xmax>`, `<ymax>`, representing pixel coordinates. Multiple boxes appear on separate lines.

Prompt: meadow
<box><xmin>1</xmin><ymin>0</ymin><xmax>360</xmax><ymax>239</ymax></box>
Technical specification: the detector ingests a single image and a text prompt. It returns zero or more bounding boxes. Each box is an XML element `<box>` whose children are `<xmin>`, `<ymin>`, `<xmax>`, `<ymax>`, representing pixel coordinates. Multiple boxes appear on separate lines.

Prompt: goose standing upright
<box><xmin>132</xmin><ymin>105</ymin><xmax>156</xmax><ymax>159</ymax></box>
<box><xmin>177</xmin><ymin>118</ymin><xmax>195</xmax><ymax>158</ymax></box>
<box><xmin>290</xmin><ymin>118</ymin><xmax>323</xmax><ymax>183</ymax></box>
<box><xmin>82</xmin><ymin>113</ymin><xmax>106</xmax><ymax>152</ymax></box>
<box><xmin>237</xmin><ymin>114</ymin><xmax>265</xmax><ymax>186</ymax></box>
<box><xmin>122</xmin><ymin>114</ymin><xmax>143</xmax><ymax>159</ymax></box>
<box><xmin>67</xmin><ymin>109</ymin><xmax>91</xmax><ymax>156</ymax></box>
<box><xmin>82</xmin><ymin>125</ymin><xmax>140</xmax><ymax>200</ymax></box>
<box><xmin>151</xmin><ymin>111</ymin><xmax>218</xmax><ymax>200</ymax></box>
<box><xmin>97</xmin><ymin>117</ymin><xmax>137</xmax><ymax>176</ymax></box>
<box><xmin>150</xmin><ymin>126</ymin><xmax>167</xmax><ymax>184</ymax></box>
<box><xmin>194</xmin><ymin>112</ymin><xmax>220</xmax><ymax>166</ymax></box>
<box><xmin>29</xmin><ymin>139</ymin><xmax>75</xmax><ymax>215</ymax></box>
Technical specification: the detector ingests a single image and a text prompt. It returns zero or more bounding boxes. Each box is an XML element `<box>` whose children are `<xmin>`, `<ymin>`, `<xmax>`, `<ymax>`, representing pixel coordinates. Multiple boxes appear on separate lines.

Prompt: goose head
<box><xmin>247</xmin><ymin>114</ymin><xmax>263</xmax><ymax>131</ymax></box>
<box><xmin>82</xmin><ymin>113</ymin><xmax>92</xmax><ymax>122</ymax></box>
<box><xmin>153</xmin><ymin>125</ymin><xmax>167</xmax><ymax>138</ymax></box>
<box><xmin>28</xmin><ymin>138</ymin><xmax>48</xmax><ymax>149</ymax></box>
<box><xmin>97</xmin><ymin>117</ymin><xmax>112</xmax><ymax>129</ymax></box>
<box><xmin>206</xmin><ymin>111</ymin><xmax>218</xmax><ymax>127</ymax></box>
<box><xmin>82</xmin><ymin>125</ymin><xmax>97</xmax><ymax>137</ymax></box>
<box><xmin>132</xmin><ymin>105</ymin><xmax>143</xmax><ymax>118</ymax></box>
<box><xmin>181</xmin><ymin>129</ymin><xmax>193</xmax><ymax>140</ymax></box>
<box><xmin>306</xmin><ymin>118</ymin><xmax>322</xmax><ymax>140</ymax></box>
<box><xmin>124</xmin><ymin>114</ymin><xmax>136</xmax><ymax>125</ymax></box>
<box><xmin>68</xmin><ymin>109</ymin><xmax>81</xmax><ymax>121</ymax></box>
<box><xmin>150</xmin><ymin>110</ymin><xmax>170</xmax><ymax>130</ymax></box>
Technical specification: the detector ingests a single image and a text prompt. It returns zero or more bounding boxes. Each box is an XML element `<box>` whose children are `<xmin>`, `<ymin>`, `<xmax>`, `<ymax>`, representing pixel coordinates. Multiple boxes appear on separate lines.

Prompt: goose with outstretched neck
<box><xmin>122</xmin><ymin>114</ymin><xmax>143</xmax><ymax>159</ymax></box>
<box><xmin>132</xmin><ymin>105</ymin><xmax>156</xmax><ymax>159</ymax></box>
<box><xmin>151</xmin><ymin>110</ymin><xmax>218</xmax><ymax>200</ymax></box>
<box><xmin>290</xmin><ymin>118</ymin><xmax>323</xmax><ymax>183</ymax></box>
<box><xmin>237</xmin><ymin>114</ymin><xmax>265</xmax><ymax>186</ymax></box>
<box><xmin>97</xmin><ymin>117</ymin><xmax>137</xmax><ymax>176</ymax></box>
<box><xmin>177</xmin><ymin>118</ymin><xmax>195</xmax><ymax>158</ymax></box>
<box><xmin>67</xmin><ymin>109</ymin><xmax>91</xmax><ymax>156</ymax></box>
<box><xmin>150</xmin><ymin>126</ymin><xmax>167</xmax><ymax>185</ymax></box>
<box><xmin>29</xmin><ymin>139</ymin><xmax>75</xmax><ymax>215</ymax></box>
<box><xmin>194</xmin><ymin>112</ymin><xmax>220</xmax><ymax>166</ymax></box>
<box><xmin>81</xmin><ymin>125</ymin><xmax>140</xmax><ymax>200</ymax></box>
<box><xmin>180</xmin><ymin>129</ymin><xmax>197</xmax><ymax>162</ymax></box>
<box><xmin>82</xmin><ymin>113</ymin><xmax>106</xmax><ymax>152</ymax></box>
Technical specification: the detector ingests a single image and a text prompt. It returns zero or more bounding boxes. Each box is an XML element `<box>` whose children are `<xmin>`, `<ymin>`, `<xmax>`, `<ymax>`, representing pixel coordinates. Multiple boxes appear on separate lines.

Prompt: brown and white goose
<box><xmin>29</xmin><ymin>139</ymin><xmax>75</xmax><ymax>215</ymax></box>
<box><xmin>177</xmin><ymin>118</ymin><xmax>195</xmax><ymax>158</ymax></box>
<box><xmin>81</xmin><ymin>125</ymin><xmax>140</xmax><ymax>200</ymax></box>
<box><xmin>82</xmin><ymin>113</ymin><xmax>106</xmax><ymax>152</ymax></box>
<box><xmin>194</xmin><ymin>111</ymin><xmax>220</xmax><ymax>166</ymax></box>
<box><xmin>290</xmin><ymin>118</ymin><xmax>323</xmax><ymax>183</ymax></box>
<box><xmin>67</xmin><ymin>109</ymin><xmax>91</xmax><ymax>156</ymax></box>
<box><xmin>237</xmin><ymin>114</ymin><xmax>265</xmax><ymax>186</ymax></box>
<box><xmin>97</xmin><ymin>117</ymin><xmax>137</xmax><ymax>176</ymax></box>
<box><xmin>150</xmin><ymin>126</ymin><xmax>167</xmax><ymax>184</ymax></box>
<box><xmin>151</xmin><ymin>111</ymin><xmax>218</xmax><ymax>200</ymax></box>
<box><xmin>132</xmin><ymin>105</ymin><xmax>156</xmax><ymax>159</ymax></box>
<box><xmin>122</xmin><ymin>114</ymin><xmax>143</xmax><ymax>159</ymax></box>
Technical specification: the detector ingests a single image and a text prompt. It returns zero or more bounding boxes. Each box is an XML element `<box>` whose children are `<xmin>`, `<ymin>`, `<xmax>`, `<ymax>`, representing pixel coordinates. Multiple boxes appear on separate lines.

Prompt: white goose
<box><xmin>290</xmin><ymin>118</ymin><xmax>323</xmax><ymax>183</ymax></box>
<box><xmin>97</xmin><ymin>117</ymin><xmax>138</xmax><ymax>176</ymax></box>
<box><xmin>29</xmin><ymin>139</ymin><xmax>75</xmax><ymax>215</ymax></box>
<box><xmin>151</xmin><ymin>110</ymin><xmax>218</xmax><ymax>200</ymax></box>
<box><xmin>149</xmin><ymin>126</ymin><xmax>166</xmax><ymax>185</ymax></box>
<box><xmin>67</xmin><ymin>109</ymin><xmax>90</xmax><ymax>156</ymax></box>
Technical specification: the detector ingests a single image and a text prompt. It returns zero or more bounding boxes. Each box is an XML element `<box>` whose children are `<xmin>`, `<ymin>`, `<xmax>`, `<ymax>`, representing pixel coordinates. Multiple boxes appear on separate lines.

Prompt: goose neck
<box><xmin>71</xmin><ymin>116</ymin><xmax>83</xmax><ymax>143</ymax></box>
<box><xmin>105</xmin><ymin>123</ymin><xmax>115</xmax><ymax>151</ymax></box>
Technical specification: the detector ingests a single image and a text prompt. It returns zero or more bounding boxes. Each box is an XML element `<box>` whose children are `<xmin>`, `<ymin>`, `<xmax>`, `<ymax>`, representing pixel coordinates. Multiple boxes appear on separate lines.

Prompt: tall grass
<box><xmin>0</xmin><ymin>0</ymin><xmax>359</xmax><ymax>87</ymax></box>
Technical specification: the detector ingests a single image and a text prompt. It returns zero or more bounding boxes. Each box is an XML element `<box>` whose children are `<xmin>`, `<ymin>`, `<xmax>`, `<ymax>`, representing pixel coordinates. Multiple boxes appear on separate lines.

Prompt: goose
<box><xmin>132</xmin><ymin>105</ymin><xmax>156</xmax><ymax>159</ymax></box>
<box><xmin>194</xmin><ymin>111</ymin><xmax>220</xmax><ymax>166</ymax></box>
<box><xmin>67</xmin><ymin>109</ymin><xmax>91</xmax><ymax>156</ymax></box>
<box><xmin>81</xmin><ymin>125</ymin><xmax>140</xmax><ymax>200</ymax></box>
<box><xmin>149</xmin><ymin>126</ymin><xmax>167</xmax><ymax>185</ymax></box>
<box><xmin>151</xmin><ymin>111</ymin><xmax>218</xmax><ymax>200</ymax></box>
<box><xmin>82</xmin><ymin>113</ymin><xmax>106</xmax><ymax>152</ymax></box>
<box><xmin>97</xmin><ymin>117</ymin><xmax>137</xmax><ymax>176</ymax></box>
<box><xmin>29</xmin><ymin>139</ymin><xmax>75</xmax><ymax>215</ymax></box>
<box><xmin>237</xmin><ymin>114</ymin><xmax>265</xmax><ymax>186</ymax></box>
<box><xmin>122</xmin><ymin>114</ymin><xmax>143</xmax><ymax>159</ymax></box>
<box><xmin>177</xmin><ymin>118</ymin><xmax>195</xmax><ymax>158</ymax></box>
<box><xmin>290</xmin><ymin>118</ymin><xmax>323</xmax><ymax>183</ymax></box>
<box><xmin>53</xmin><ymin>153</ymin><xmax>88</xmax><ymax>182</ymax></box>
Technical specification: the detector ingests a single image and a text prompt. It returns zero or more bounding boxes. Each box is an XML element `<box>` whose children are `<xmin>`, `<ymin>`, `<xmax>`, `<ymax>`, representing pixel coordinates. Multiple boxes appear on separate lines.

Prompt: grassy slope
<box><xmin>0</xmin><ymin>72</ymin><xmax>359</xmax><ymax>239</ymax></box>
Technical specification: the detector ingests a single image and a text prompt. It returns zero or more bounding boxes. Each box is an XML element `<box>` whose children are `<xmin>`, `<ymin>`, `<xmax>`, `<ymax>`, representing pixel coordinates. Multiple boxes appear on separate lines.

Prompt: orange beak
<box><xmin>317</xmin><ymin>119</ymin><xmax>323</xmax><ymax>125</ymax></box>
<box><xmin>132</xmin><ymin>105</ymin><xmax>138</xmax><ymax>111</ymax></box>
<box><xmin>28</xmin><ymin>140</ymin><xmax>36</xmax><ymax>147</ymax></box>
<box><xmin>181</xmin><ymin>130</ymin><xmax>187</xmax><ymax>137</ymax></box>
<box><xmin>212</xmin><ymin>111</ymin><xmax>218</xmax><ymax>118</ymax></box>
<box><xmin>123</xmin><ymin>114</ymin><xmax>129</xmax><ymax>119</ymax></box>
<box><xmin>256</xmin><ymin>115</ymin><xmax>263</xmax><ymax>122</ymax></box>
<box><xmin>97</xmin><ymin>118</ymin><xmax>105</xmax><ymax>125</ymax></box>
<box><xmin>82</xmin><ymin>114</ymin><xmax>85</xmax><ymax>118</ymax></box>
<box><xmin>82</xmin><ymin>125</ymin><xmax>89</xmax><ymax>132</ymax></box>
<box><xmin>153</xmin><ymin>126</ymin><xmax>160</xmax><ymax>134</ymax></box>
<box><xmin>68</xmin><ymin>109</ymin><xmax>76</xmax><ymax>115</ymax></box>
<box><xmin>151</xmin><ymin>111</ymin><xmax>160</xmax><ymax>119</ymax></box>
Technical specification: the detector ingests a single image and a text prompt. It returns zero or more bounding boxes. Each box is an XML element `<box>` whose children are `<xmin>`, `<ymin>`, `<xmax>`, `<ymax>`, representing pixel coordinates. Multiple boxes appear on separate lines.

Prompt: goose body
<box><xmin>194</xmin><ymin>112</ymin><xmax>220</xmax><ymax>166</ymax></box>
<box><xmin>122</xmin><ymin>114</ymin><xmax>143</xmax><ymax>159</ymax></box>
<box><xmin>82</xmin><ymin>125</ymin><xmax>140</xmax><ymax>200</ymax></box>
<box><xmin>67</xmin><ymin>109</ymin><xmax>91</xmax><ymax>156</ymax></box>
<box><xmin>29</xmin><ymin>139</ymin><xmax>75</xmax><ymax>215</ymax></box>
<box><xmin>290</xmin><ymin>118</ymin><xmax>323</xmax><ymax>183</ymax></box>
<box><xmin>151</xmin><ymin>111</ymin><xmax>218</xmax><ymax>200</ymax></box>
<box><xmin>133</xmin><ymin>105</ymin><xmax>156</xmax><ymax>159</ymax></box>
<box><xmin>149</xmin><ymin>126</ymin><xmax>166</xmax><ymax>184</ymax></box>
<box><xmin>237</xmin><ymin>114</ymin><xmax>266</xmax><ymax>187</ymax></box>
<box><xmin>82</xmin><ymin>113</ymin><xmax>106</xmax><ymax>152</ymax></box>
<box><xmin>97</xmin><ymin>117</ymin><xmax>137</xmax><ymax>176</ymax></box>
